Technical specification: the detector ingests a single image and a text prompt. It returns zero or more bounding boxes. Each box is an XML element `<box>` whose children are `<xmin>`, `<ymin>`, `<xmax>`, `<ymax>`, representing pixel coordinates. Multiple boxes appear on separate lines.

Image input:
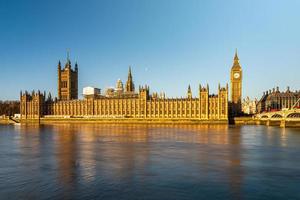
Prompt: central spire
<box><xmin>128</xmin><ymin>66</ymin><xmax>132</xmax><ymax>79</ymax></box>
<box><xmin>125</xmin><ymin>66</ymin><xmax>135</xmax><ymax>93</ymax></box>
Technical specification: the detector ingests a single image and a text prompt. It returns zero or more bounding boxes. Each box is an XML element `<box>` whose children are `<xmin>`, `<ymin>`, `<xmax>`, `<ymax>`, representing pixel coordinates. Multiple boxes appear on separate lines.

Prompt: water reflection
<box><xmin>280</xmin><ymin>128</ymin><xmax>287</xmax><ymax>147</ymax></box>
<box><xmin>54</xmin><ymin>124</ymin><xmax>79</xmax><ymax>192</ymax></box>
<box><xmin>228</xmin><ymin>126</ymin><xmax>243</xmax><ymax>199</ymax></box>
<box><xmin>1</xmin><ymin>124</ymin><xmax>300</xmax><ymax>199</ymax></box>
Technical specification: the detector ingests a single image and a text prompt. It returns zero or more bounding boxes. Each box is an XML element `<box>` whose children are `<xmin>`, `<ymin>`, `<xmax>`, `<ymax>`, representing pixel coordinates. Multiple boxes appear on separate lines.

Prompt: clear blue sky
<box><xmin>0</xmin><ymin>0</ymin><xmax>299</xmax><ymax>100</ymax></box>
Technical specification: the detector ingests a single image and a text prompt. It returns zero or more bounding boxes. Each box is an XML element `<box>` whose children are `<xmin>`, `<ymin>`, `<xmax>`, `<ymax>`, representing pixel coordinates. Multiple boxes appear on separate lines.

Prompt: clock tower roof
<box><xmin>231</xmin><ymin>49</ymin><xmax>242</xmax><ymax>70</ymax></box>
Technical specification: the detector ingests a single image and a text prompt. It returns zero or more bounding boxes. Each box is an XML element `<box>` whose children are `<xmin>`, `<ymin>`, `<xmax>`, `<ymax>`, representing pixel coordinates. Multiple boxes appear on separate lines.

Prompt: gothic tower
<box><xmin>230</xmin><ymin>50</ymin><xmax>243</xmax><ymax>115</ymax></box>
<box><xmin>125</xmin><ymin>66</ymin><xmax>135</xmax><ymax>93</ymax></box>
<box><xmin>187</xmin><ymin>85</ymin><xmax>192</xmax><ymax>99</ymax></box>
<box><xmin>199</xmin><ymin>84</ymin><xmax>209</xmax><ymax>119</ymax></box>
<box><xmin>57</xmin><ymin>61</ymin><xmax>62</xmax><ymax>100</ymax></box>
<box><xmin>57</xmin><ymin>56</ymin><xmax>78</xmax><ymax>101</ymax></box>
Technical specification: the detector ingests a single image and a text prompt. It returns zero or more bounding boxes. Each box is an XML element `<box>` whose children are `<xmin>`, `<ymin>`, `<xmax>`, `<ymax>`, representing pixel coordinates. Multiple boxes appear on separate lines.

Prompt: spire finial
<box><xmin>234</xmin><ymin>48</ymin><xmax>239</xmax><ymax>61</ymax></box>
<box><xmin>187</xmin><ymin>84</ymin><xmax>192</xmax><ymax>98</ymax></box>
<box><xmin>128</xmin><ymin>66</ymin><xmax>132</xmax><ymax>78</ymax></box>
<box><xmin>75</xmin><ymin>61</ymin><xmax>78</xmax><ymax>71</ymax></box>
<box><xmin>67</xmin><ymin>48</ymin><xmax>70</xmax><ymax>61</ymax></box>
<box><xmin>65</xmin><ymin>49</ymin><xmax>71</xmax><ymax>68</ymax></box>
<box><xmin>58</xmin><ymin>60</ymin><xmax>61</xmax><ymax>69</ymax></box>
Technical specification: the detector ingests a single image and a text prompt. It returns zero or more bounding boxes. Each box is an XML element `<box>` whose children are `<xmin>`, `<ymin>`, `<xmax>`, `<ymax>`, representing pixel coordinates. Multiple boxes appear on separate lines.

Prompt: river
<box><xmin>0</xmin><ymin>124</ymin><xmax>299</xmax><ymax>199</ymax></box>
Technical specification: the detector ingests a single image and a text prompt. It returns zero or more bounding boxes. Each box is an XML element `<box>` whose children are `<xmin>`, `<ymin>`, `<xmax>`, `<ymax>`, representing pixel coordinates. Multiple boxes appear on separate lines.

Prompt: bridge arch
<box><xmin>261</xmin><ymin>115</ymin><xmax>269</xmax><ymax>119</ymax></box>
<box><xmin>271</xmin><ymin>114</ymin><xmax>283</xmax><ymax>118</ymax></box>
<box><xmin>286</xmin><ymin>113</ymin><xmax>300</xmax><ymax>118</ymax></box>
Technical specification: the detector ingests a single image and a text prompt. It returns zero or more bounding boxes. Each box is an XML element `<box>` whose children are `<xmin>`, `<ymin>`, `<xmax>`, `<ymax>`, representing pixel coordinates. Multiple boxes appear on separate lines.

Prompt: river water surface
<box><xmin>0</xmin><ymin>124</ymin><xmax>300</xmax><ymax>200</ymax></box>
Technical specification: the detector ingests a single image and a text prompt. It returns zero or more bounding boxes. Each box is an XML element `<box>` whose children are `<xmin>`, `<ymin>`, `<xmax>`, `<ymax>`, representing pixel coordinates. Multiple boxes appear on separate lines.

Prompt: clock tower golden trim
<box><xmin>230</xmin><ymin>50</ymin><xmax>242</xmax><ymax>115</ymax></box>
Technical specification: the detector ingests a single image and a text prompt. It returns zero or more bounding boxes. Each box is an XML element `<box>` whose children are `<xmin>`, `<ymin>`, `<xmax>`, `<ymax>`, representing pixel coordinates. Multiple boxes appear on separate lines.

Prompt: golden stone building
<box><xmin>58</xmin><ymin>57</ymin><xmax>78</xmax><ymax>100</ymax></box>
<box><xmin>19</xmin><ymin>53</ymin><xmax>245</xmax><ymax>122</ymax></box>
<box><xmin>230</xmin><ymin>50</ymin><xmax>243</xmax><ymax>116</ymax></box>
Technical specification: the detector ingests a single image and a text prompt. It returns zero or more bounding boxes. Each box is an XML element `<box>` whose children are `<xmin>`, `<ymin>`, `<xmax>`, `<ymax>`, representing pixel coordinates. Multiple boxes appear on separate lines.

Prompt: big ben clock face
<box><xmin>234</xmin><ymin>72</ymin><xmax>240</xmax><ymax>79</ymax></box>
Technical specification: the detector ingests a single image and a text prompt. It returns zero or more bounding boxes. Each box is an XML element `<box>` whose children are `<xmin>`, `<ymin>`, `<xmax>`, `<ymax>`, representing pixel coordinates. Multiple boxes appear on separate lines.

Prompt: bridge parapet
<box><xmin>255</xmin><ymin>109</ymin><xmax>300</xmax><ymax>120</ymax></box>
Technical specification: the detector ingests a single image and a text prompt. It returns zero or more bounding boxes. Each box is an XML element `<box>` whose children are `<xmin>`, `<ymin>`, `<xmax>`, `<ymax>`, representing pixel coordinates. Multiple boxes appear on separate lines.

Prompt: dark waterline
<box><xmin>0</xmin><ymin>124</ymin><xmax>300</xmax><ymax>200</ymax></box>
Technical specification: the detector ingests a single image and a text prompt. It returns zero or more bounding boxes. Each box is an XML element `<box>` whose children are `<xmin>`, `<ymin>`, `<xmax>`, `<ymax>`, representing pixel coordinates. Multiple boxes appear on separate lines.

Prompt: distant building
<box><xmin>115</xmin><ymin>79</ymin><xmax>124</xmax><ymax>95</ymax></box>
<box><xmin>104</xmin><ymin>72</ymin><xmax>138</xmax><ymax>98</ymax></box>
<box><xmin>242</xmin><ymin>97</ymin><xmax>257</xmax><ymax>115</ymax></box>
<box><xmin>105</xmin><ymin>87</ymin><xmax>115</xmax><ymax>97</ymax></box>
<box><xmin>256</xmin><ymin>87</ymin><xmax>300</xmax><ymax>113</ymax></box>
<box><xmin>83</xmin><ymin>87</ymin><xmax>101</xmax><ymax>99</ymax></box>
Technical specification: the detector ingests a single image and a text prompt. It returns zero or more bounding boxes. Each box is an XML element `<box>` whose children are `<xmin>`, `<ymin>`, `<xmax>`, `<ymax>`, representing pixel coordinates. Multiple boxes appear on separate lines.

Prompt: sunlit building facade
<box><xmin>19</xmin><ymin>54</ymin><xmax>244</xmax><ymax>122</ymax></box>
<box><xmin>242</xmin><ymin>97</ymin><xmax>257</xmax><ymax>115</ymax></box>
<box><xmin>256</xmin><ymin>87</ymin><xmax>300</xmax><ymax>113</ymax></box>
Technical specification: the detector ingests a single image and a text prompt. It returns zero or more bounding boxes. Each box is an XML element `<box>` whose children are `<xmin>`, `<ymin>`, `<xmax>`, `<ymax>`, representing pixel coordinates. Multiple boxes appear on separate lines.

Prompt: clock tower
<box><xmin>230</xmin><ymin>50</ymin><xmax>242</xmax><ymax>116</ymax></box>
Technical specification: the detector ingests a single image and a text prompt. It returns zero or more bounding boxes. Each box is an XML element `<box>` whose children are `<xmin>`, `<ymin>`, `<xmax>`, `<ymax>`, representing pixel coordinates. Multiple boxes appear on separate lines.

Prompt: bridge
<box><xmin>255</xmin><ymin>98</ymin><xmax>300</xmax><ymax>127</ymax></box>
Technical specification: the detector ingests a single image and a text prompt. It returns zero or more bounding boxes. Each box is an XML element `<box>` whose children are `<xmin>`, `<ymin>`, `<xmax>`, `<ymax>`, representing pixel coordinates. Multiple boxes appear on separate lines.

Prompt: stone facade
<box><xmin>19</xmin><ymin>54</ymin><xmax>242</xmax><ymax>121</ymax></box>
<box><xmin>256</xmin><ymin>87</ymin><xmax>300</xmax><ymax>113</ymax></box>
<box><xmin>20</xmin><ymin>91</ymin><xmax>44</xmax><ymax>119</ymax></box>
<box><xmin>20</xmin><ymin>84</ymin><xmax>228</xmax><ymax>120</ymax></box>
<box><xmin>58</xmin><ymin>59</ymin><xmax>78</xmax><ymax>100</ymax></box>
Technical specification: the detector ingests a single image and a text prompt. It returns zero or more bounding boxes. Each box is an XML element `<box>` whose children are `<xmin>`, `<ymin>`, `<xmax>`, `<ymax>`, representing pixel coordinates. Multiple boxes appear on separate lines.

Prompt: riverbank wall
<box><xmin>2</xmin><ymin>117</ymin><xmax>299</xmax><ymax>127</ymax></box>
<box><xmin>0</xmin><ymin>117</ymin><xmax>15</xmax><ymax>125</ymax></box>
<box><xmin>0</xmin><ymin>118</ymin><xmax>9</xmax><ymax>124</ymax></box>
<box><xmin>233</xmin><ymin>117</ymin><xmax>257</xmax><ymax>125</ymax></box>
<box><xmin>19</xmin><ymin>117</ymin><xmax>229</xmax><ymax>125</ymax></box>
<box><xmin>233</xmin><ymin>116</ymin><xmax>300</xmax><ymax>128</ymax></box>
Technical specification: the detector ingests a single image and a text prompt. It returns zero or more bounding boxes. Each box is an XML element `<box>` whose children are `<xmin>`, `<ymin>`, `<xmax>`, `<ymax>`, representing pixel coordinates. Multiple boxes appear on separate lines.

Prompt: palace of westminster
<box><xmin>20</xmin><ymin>52</ymin><xmax>244</xmax><ymax>121</ymax></box>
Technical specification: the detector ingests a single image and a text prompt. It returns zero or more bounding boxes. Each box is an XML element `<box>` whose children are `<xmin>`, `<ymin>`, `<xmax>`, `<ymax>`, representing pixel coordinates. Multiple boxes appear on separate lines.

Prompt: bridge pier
<box><xmin>280</xmin><ymin>120</ymin><xmax>286</xmax><ymax>128</ymax></box>
<box><xmin>265</xmin><ymin>120</ymin><xmax>281</xmax><ymax>127</ymax></box>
